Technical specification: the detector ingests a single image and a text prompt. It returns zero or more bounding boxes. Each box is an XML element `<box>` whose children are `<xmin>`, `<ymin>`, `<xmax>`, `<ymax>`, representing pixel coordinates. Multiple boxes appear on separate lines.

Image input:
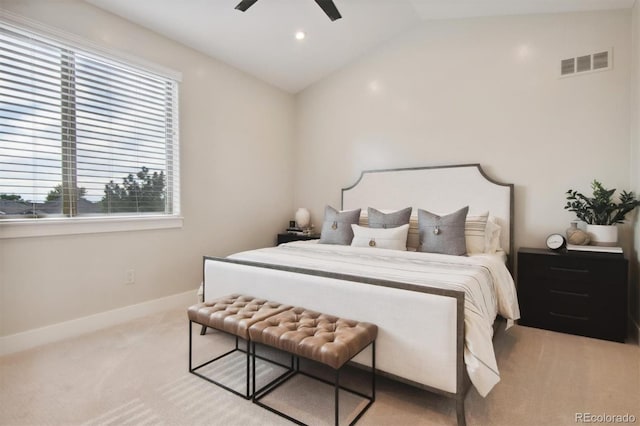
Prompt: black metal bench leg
<box><xmin>189</xmin><ymin>321</ymin><xmax>193</xmax><ymax>371</ymax></box>
<box><xmin>372</xmin><ymin>340</ymin><xmax>376</xmax><ymax>401</ymax></box>
<box><xmin>335</xmin><ymin>368</ymin><xmax>340</xmax><ymax>426</ymax></box>
<box><xmin>251</xmin><ymin>341</ymin><xmax>256</xmax><ymax>400</ymax></box>
<box><xmin>189</xmin><ymin>323</ymin><xmax>258</xmax><ymax>399</ymax></box>
<box><xmin>251</xmin><ymin>340</ymin><xmax>376</xmax><ymax>426</ymax></box>
<box><xmin>246</xmin><ymin>338</ymin><xmax>251</xmax><ymax>399</ymax></box>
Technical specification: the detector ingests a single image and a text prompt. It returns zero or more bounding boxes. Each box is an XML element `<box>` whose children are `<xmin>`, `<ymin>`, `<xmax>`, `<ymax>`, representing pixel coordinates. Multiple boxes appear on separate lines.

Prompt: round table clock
<box><xmin>546</xmin><ymin>233</ymin><xmax>567</xmax><ymax>251</ymax></box>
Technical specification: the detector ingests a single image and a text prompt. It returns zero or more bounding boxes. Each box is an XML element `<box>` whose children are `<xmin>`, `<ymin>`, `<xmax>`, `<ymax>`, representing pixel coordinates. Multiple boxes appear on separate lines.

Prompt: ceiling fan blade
<box><xmin>314</xmin><ymin>0</ymin><xmax>342</xmax><ymax>21</ymax></box>
<box><xmin>235</xmin><ymin>0</ymin><xmax>259</xmax><ymax>12</ymax></box>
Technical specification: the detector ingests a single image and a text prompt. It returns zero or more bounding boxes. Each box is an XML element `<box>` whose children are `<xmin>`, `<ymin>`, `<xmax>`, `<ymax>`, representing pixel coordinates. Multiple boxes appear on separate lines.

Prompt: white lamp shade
<box><xmin>295</xmin><ymin>208</ymin><xmax>311</xmax><ymax>228</ymax></box>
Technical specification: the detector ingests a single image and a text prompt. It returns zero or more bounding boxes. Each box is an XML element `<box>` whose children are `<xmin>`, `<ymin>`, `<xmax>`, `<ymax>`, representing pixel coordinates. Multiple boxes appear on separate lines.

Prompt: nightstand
<box><xmin>517</xmin><ymin>247</ymin><xmax>628</xmax><ymax>342</ymax></box>
<box><xmin>276</xmin><ymin>233</ymin><xmax>320</xmax><ymax>245</ymax></box>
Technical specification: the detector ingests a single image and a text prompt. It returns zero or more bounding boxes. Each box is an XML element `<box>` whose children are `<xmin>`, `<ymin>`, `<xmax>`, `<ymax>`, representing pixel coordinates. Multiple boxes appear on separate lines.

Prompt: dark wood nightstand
<box><xmin>517</xmin><ymin>247</ymin><xmax>628</xmax><ymax>342</ymax></box>
<box><xmin>276</xmin><ymin>233</ymin><xmax>320</xmax><ymax>245</ymax></box>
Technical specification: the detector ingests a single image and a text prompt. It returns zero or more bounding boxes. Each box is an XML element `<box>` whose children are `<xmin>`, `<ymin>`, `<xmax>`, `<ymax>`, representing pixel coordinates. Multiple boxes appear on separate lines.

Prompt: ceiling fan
<box><xmin>235</xmin><ymin>0</ymin><xmax>342</xmax><ymax>21</ymax></box>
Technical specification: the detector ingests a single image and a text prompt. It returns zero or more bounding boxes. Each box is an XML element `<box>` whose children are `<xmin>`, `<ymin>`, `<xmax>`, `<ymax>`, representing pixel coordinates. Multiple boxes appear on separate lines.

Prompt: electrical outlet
<box><xmin>125</xmin><ymin>269</ymin><xmax>135</xmax><ymax>285</ymax></box>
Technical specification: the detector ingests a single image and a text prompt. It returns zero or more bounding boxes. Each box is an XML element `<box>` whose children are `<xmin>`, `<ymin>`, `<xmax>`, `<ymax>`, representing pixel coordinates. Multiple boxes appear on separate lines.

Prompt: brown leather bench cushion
<box><xmin>188</xmin><ymin>294</ymin><xmax>291</xmax><ymax>340</ymax></box>
<box><xmin>248</xmin><ymin>307</ymin><xmax>378</xmax><ymax>370</ymax></box>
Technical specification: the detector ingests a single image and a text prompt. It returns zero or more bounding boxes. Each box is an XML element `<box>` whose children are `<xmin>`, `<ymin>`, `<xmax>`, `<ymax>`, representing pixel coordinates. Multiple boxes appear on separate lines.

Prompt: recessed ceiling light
<box><xmin>295</xmin><ymin>31</ymin><xmax>306</xmax><ymax>41</ymax></box>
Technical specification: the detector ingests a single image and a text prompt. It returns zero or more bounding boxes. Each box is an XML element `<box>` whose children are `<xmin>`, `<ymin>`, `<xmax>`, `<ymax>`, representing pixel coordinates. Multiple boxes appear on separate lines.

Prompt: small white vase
<box><xmin>295</xmin><ymin>208</ymin><xmax>311</xmax><ymax>229</ymax></box>
<box><xmin>586</xmin><ymin>224</ymin><xmax>618</xmax><ymax>247</ymax></box>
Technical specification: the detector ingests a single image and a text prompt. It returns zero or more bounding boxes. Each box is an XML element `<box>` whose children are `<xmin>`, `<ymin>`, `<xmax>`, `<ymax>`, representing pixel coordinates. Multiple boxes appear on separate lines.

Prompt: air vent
<box><xmin>593</xmin><ymin>51</ymin><xmax>609</xmax><ymax>70</ymax></box>
<box><xmin>560</xmin><ymin>48</ymin><xmax>612</xmax><ymax>77</ymax></box>
<box><xmin>561</xmin><ymin>59</ymin><xmax>575</xmax><ymax>75</ymax></box>
<box><xmin>576</xmin><ymin>55</ymin><xmax>591</xmax><ymax>72</ymax></box>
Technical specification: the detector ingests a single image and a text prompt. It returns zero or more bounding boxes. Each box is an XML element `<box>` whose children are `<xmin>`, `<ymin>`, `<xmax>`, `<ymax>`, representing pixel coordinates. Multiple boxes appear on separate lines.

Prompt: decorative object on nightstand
<box><xmin>585</xmin><ymin>224</ymin><xmax>618</xmax><ymax>246</ymax></box>
<box><xmin>565</xmin><ymin>221</ymin><xmax>590</xmax><ymax>245</ymax></box>
<box><xmin>294</xmin><ymin>208</ymin><xmax>311</xmax><ymax>229</ymax></box>
<box><xmin>517</xmin><ymin>247</ymin><xmax>628</xmax><ymax>342</ymax></box>
<box><xmin>545</xmin><ymin>233</ymin><xmax>566</xmax><ymax>251</ymax></box>
<box><xmin>565</xmin><ymin>180</ymin><xmax>640</xmax><ymax>246</ymax></box>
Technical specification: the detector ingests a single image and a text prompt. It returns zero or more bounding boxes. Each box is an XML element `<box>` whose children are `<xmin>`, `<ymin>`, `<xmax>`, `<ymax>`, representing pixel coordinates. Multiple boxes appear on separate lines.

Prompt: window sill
<box><xmin>0</xmin><ymin>215</ymin><xmax>184</xmax><ymax>239</ymax></box>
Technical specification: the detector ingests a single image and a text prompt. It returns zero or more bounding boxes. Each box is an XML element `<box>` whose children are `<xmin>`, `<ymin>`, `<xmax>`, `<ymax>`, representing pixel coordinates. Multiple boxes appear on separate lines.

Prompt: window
<box><xmin>0</xmin><ymin>21</ymin><xmax>180</xmax><ymax>228</ymax></box>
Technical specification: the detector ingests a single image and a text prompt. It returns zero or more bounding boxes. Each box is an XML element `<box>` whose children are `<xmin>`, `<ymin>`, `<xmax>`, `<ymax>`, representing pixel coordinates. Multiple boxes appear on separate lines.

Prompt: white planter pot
<box><xmin>295</xmin><ymin>208</ymin><xmax>311</xmax><ymax>229</ymax></box>
<box><xmin>586</xmin><ymin>224</ymin><xmax>618</xmax><ymax>247</ymax></box>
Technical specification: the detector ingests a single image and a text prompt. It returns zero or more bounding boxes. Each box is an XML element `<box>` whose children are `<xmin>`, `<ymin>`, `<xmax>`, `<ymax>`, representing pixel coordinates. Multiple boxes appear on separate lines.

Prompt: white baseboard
<box><xmin>0</xmin><ymin>290</ymin><xmax>196</xmax><ymax>356</ymax></box>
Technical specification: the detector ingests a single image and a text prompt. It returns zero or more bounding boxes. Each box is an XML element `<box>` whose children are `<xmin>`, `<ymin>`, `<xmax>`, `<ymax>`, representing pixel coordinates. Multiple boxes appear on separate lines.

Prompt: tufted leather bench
<box><xmin>188</xmin><ymin>294</ymin><xmax>292</xmax><ymax>398</ymax></box>
<box><xmin>249</xmin><ymin>307</ymin><xmax>377</xmax><ymax>425</ymax></box>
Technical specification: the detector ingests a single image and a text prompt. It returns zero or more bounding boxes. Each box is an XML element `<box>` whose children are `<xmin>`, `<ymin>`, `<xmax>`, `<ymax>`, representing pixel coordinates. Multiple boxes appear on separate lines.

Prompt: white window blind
<box><xmin>0</xmin><ymin>22</ymin><xmax>180</xmax><ymax>221</ymax></box>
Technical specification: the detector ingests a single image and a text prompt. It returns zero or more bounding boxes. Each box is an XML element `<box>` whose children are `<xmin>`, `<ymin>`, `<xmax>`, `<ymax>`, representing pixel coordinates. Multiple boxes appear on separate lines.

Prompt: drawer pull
<box><xmin>549</xmin><ymin>311</ymin><xmax>588</xmax><ymax>321</ymax></box>
<box><xmin>549</xmin><ymin>266</ymin><xmax>589</xmax><ymax>274</ymax></box>
<box><xmin>549</xmin><ymin>289</ymin><xmax>589</xmax><ymax>298</ymax></box>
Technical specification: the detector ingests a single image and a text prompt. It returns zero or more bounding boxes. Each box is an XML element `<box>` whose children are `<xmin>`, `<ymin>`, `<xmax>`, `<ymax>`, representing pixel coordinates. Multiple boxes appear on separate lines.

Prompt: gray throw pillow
<box><xmin>318</xmin><ymin>205</ymin><xmax>362</xmax><ymax>245</ymax></box>
<box><xmin>417</xmin><ymin>206</ymin><xmax>469</xmax><ymax>255</ymax></box>
<box><xmin>368</xmin><ymin>207</ymin><xmax>412</xmax><ymax>229</ymax></box>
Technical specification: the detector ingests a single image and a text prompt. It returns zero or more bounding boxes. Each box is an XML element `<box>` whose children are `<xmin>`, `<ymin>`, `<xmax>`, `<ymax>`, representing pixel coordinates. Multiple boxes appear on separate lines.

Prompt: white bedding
<box><xmin>228</xmin><ymin>241</ymin><xmax>520</xmax><ymax>397</ymax></box>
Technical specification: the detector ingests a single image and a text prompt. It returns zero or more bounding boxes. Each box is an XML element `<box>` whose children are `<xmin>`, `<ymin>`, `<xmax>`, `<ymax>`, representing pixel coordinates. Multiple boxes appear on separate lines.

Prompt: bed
<box><xmin>201</xmin><ymin>164</ymin><xmax>519</xmax><ymax>425</ymax></box>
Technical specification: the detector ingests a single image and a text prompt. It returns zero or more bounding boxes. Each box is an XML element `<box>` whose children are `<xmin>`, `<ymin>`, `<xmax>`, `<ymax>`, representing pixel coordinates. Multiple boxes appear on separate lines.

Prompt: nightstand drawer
<box><xmin>544</xmin><ymin>278</ymin><xmax>594</xmax><ymax>298</ymax></box>
<box><xmin>520</xmin><ymin>254</ymin><xmax>608</xmax><ymax>283</ymax></box>
<box><xmin>547</xmin><ymin>290</ymin><xmax>590</xmax><ymax>317</ymax></box>
<box><xmin>521</xmin><ymin>286</ymin><xmax>591</xmax><ymax>321</ymax></box>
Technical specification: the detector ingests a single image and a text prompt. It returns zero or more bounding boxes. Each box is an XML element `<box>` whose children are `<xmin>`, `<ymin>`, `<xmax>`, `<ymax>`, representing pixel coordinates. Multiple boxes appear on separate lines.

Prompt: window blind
<box><xmin>0</xmin><ymin>22</ymin><xmax>179</xmax><ymax>220</ymax></box>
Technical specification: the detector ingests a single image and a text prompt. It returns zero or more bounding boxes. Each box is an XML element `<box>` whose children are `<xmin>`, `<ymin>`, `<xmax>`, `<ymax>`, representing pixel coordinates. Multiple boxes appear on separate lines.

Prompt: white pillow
<box><xmin>465</xmin><ymin>212</ymin><xmax>489</xmax><ymax>254</ymax></box>
<box><xmin>350</xmin><ymin>224</ymin><xmax>409</xmax><ymax>251</ymax></box>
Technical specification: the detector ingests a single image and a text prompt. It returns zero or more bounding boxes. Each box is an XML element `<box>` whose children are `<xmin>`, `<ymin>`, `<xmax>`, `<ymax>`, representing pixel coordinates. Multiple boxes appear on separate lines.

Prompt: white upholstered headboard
<box><xmin>341</xmin><ymin>164</ymin><xmax>514</xmax><ymax>268</ymax></box>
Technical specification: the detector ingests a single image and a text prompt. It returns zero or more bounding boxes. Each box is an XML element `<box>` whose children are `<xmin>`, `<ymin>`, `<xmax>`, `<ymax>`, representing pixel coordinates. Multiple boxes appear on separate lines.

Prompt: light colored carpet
<box><xmin>0</xmin><ymin>308</ymin><xmax>638</xmax><ymax>426</ymax></box>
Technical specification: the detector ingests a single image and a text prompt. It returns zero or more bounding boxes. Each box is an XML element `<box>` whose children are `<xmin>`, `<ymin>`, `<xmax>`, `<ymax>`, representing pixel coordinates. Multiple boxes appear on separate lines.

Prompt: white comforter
<box><xmin>228</xmin><ymin>241</ymin><xmax>520</xmax><ymax>396</ymax></box>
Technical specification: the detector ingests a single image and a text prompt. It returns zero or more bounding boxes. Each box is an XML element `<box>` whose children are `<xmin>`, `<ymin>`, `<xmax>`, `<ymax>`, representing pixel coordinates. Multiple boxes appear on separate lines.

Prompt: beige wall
<box><xmin>294</xmin><ymin>10</ymin><xmax>632</xmax><ymax>252</ymax></box>
<box><xmin>631</xmin><ymin>0</ymin><xmax>640</xmax><ymax>331</ymax></box>
<box><xmin>0</xmin><ymin>0</ymin><xmax>295</xmax><ymax>335</ymax></box>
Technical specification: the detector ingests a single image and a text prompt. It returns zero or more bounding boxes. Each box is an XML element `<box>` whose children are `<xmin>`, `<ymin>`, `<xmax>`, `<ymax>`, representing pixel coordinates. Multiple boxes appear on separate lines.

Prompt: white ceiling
<box><xmin>85</xmin><ymin>0</ymin><xmax>635</xmax><ymax>93</ymax></box>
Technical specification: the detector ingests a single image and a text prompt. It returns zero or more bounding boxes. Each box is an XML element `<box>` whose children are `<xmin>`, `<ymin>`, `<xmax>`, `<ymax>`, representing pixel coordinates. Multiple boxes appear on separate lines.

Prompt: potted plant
<box><xmin>565</xmin><ymin>180</ymin><xmax>640</xmax><ymax>246</ymax></box>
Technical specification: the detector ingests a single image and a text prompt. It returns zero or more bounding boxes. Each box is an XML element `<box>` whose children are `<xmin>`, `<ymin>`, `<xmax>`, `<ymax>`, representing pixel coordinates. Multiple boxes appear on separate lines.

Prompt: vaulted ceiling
<box><xmin>86</xmin><ymin>0</ymin><xmax>635</xmax><ymax>93</ymax></box>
